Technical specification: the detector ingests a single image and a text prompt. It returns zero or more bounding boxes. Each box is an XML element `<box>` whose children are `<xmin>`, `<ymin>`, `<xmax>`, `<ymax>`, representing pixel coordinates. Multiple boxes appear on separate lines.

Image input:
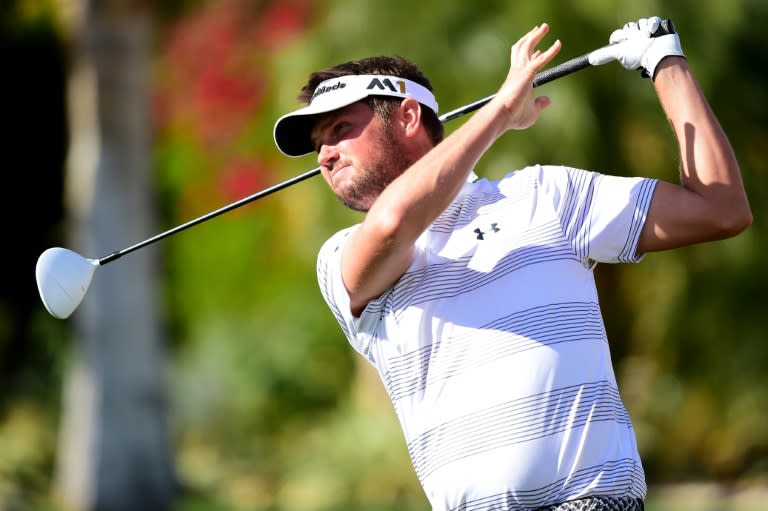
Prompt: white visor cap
<box><xmin>273</xmin><ymin>74</ymin><xmax>439</xmax><ymax>157</ymax></box>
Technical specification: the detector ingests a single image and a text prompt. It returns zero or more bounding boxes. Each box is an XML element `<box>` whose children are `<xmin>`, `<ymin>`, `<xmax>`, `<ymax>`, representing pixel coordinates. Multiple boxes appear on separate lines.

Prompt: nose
<box><xmin>317</xmin><ymin>143</ymin><xmax>340</xmax><ymax>169</ymax></box>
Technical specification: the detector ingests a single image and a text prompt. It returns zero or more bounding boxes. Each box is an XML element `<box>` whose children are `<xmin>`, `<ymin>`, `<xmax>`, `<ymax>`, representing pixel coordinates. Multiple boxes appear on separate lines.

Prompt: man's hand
<box><xmin>495</xmin><ymin>23</ymin><xmax>561</xmax><ymax>131</ymax></box>
<box><xmin>609</xmin><ymin>16</ymin><xmax>685</xmax><ymax>79</ymax></box>
<box><xmin>589</xmin><ymin>16</ymin><xmax>684</xmax><ymax>80</ymax></box>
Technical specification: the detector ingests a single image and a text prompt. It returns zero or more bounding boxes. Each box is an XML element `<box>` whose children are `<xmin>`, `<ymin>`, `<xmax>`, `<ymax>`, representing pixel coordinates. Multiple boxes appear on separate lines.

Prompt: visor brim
<box><xmin>273</xmin><ymin>91</ymin><xmax>369</xmax><ymax>157</ymax></box>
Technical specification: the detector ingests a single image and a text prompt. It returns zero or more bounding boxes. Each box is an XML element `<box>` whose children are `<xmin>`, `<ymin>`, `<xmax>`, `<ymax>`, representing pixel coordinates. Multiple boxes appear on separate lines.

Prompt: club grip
<box><xmin>533</xmin><ymin>54</ymin><xmax>590</xmax><ymax>88</ymax></box>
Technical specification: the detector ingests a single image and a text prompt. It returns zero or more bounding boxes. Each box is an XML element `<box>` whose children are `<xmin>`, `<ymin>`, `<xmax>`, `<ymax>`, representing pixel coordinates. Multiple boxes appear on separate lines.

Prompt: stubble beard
<box><xmin>336</xmin><ymin>126</ymin><xmax>415</xmax><ymax>213</ymax></box>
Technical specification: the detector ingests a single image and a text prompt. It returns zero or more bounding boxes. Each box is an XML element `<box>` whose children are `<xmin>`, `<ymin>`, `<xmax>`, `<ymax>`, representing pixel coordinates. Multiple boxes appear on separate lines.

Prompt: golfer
<box><xmin>273</xmin><ymin>17</ymin><xmax>750</xmax><ymax>511</ymax></box>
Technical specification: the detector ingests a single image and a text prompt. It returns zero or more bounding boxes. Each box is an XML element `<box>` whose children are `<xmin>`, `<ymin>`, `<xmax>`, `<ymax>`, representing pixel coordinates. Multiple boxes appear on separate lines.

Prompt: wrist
<box><xmin>644</xmin><ymin>33</ymin><xmax>685</xmax><ymax>80</ymax></box>
<box><xmin>651</xmin><ymin>55</ymin><xmax>689</xmax><ymax>81</ymax></box>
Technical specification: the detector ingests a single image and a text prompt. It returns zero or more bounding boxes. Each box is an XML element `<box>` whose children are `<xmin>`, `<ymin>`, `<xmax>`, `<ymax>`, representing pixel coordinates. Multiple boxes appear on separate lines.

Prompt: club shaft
<box><xmin>97</xmin><ymin>49</ymin><xmax>597</xmax><ymax>266</ymax></box>
<box><xmin>98</xmin><ymin>167</ymin><xmax>321</xmax><ymax>265</ymax></box>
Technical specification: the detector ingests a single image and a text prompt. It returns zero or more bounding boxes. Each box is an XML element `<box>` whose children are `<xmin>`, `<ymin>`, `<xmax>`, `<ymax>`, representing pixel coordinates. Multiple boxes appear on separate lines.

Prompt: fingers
<box><xmin>512</xmin><ymin>24</ymin><xmax>548</xmax><ymax>61</ymax></box>
<box><xmin>609</xmin><ymin>28</ymin><xmax>627</xmax><ymax>45</ymax></box>
<box><xmin>510</xmin><ymin>23</ymin><xmax>561</xmax><ymax>72</ymax></box>
<box><xmin>496</xmin><ymin>24</ymin><xmax>561</xmax><ymax>130</ymax></box>
<box><xmin>614</xmin><ymin>17</ymin><xmax>663</xmax><ymax>43</ymax></box>
<box><xmin>521</xmin><ymin>23</ymin><xmax>550</xmax><ymax>52</ymax></box>
<box><xmin>646</xmin><ymin>17</ymin><xmax>661</xmax><ymax>34</ymax></box>
<box><xmin>533</xmin><ymin>95</ymin><xmax>551</xmax><ymax>113</ymax></box>
<box><xmin>540</xmin><ymin>38</ymin><xmax>562</xmax><ymax>65</ymax></box>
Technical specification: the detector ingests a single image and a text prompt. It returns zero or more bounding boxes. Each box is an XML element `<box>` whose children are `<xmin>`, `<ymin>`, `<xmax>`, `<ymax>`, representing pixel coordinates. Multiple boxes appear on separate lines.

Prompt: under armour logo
<box><xmin>474</xmin><ymin>222</ymin><xmax>501</xmax><ymax>240</ymax></box>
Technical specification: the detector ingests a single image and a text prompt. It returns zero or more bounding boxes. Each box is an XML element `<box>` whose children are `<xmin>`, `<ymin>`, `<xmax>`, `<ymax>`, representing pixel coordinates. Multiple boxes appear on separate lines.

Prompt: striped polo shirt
<box><xmin>317</xmin><ymin>164</ymin><xmax>657</xmax><ymax>510</ymax></box>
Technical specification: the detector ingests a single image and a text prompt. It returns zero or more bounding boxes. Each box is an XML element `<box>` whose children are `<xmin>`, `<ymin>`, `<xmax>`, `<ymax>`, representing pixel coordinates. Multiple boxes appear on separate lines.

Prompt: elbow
<box><xmin>731</xmin><ymin>208</ymin><xmax>753</xmax><ymax>235</ymax></box>
<box><xmin>365</xmin><ymin>196</ymin><xmax>432</xmax><ymax>247</ymax></box>
<box><xmin>716</xmin><ymin>202</ymin><xmax>753</xmax><ymax>238</ymax></box>
<box><xmin>364</xmin><ymin>206</ymin><xmax>411</xmax><ymax>246</ymax></box>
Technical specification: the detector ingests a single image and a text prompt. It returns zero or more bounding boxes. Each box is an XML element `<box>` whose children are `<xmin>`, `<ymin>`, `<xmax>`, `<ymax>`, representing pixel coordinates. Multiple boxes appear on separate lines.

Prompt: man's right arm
<box><xmin>341</xmin><ymin>24</ymin><xmax>562</xmax><ymax>316</ymax></box>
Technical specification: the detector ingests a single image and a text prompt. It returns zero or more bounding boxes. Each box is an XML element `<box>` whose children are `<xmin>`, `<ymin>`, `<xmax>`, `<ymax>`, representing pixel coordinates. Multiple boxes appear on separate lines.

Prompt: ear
<box><xmin>397</xmin><ymin>98</ymin><xmax>423</xmax><ymax>137</ymax></box>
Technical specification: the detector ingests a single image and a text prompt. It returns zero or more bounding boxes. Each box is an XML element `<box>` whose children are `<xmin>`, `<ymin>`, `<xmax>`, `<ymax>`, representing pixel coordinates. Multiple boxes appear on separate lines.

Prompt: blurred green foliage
<box><xmin>2</xmin><ymin>0</ymin><xmax>767</xmax><ymax>509</ymax></box>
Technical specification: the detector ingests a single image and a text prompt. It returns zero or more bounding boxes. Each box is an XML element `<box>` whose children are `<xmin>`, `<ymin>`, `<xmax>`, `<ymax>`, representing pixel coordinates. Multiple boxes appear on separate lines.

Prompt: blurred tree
<box><xmin>53</xmin><ymin>0</ymin><xmax>176</xmax><ymax>510</ymax></box>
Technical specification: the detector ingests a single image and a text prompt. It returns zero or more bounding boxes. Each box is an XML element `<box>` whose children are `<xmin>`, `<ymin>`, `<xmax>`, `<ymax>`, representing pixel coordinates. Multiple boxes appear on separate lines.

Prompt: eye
<box><xmin>332</xmin><ymin>121</ymin><xmax>351</xmax><ymax>140</ymax></box>
<box><xmin>313</xmin><ymin>119</ymin><xmax>352</xmax><ymax>153</ymax></box>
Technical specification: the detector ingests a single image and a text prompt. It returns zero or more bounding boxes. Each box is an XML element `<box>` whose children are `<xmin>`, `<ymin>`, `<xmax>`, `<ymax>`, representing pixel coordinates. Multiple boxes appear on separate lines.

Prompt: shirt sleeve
<box><xmin>316</xmin><ymin>226</ymin><xmax>384</xmax><ymax>364</ymax></box>
<box><xmin>534</xmin><ymin>165</ymin><xmax>658</xmax><ymax>264</ymax></box>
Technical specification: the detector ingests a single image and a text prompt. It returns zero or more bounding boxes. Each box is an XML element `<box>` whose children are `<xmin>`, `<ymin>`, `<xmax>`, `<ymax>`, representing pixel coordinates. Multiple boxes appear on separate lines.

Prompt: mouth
<box><xmin>330</xmin><ymin>163</ymin><xmax>350</xmax><ymax>186</ymax></box>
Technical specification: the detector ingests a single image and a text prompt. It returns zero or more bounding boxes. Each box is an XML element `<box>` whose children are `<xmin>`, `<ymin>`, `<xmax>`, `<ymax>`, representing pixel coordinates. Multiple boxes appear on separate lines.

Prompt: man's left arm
<box><xmin>605</xmin><ymin>17</ymin><xmax>752</xmax><ymax>253</ymax></box>
<box><xmin>637</xmin><ymin>56</ymin><xmax>752</xmax><ymax>253</ymax></box>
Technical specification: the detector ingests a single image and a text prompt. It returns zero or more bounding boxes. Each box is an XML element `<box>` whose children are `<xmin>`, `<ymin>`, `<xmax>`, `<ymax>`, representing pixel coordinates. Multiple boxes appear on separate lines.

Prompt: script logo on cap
<box><xmin>311</xmin><ymin>81</ymin><xmax>347</xmax><ymax>101</ymax></box>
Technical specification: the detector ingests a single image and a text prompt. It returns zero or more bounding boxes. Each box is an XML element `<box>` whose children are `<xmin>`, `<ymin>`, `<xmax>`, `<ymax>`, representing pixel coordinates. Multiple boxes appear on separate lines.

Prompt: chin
<box><xmin>340</xmin><ymin>197</ymin><xmax>372</xmax><ymax>213</ymax></box>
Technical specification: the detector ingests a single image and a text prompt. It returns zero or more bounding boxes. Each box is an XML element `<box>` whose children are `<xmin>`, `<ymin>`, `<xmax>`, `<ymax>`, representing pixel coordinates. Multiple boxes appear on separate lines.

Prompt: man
<box><xmin>272</xmin><ymin>17</ymin><xmax>751</xmax><ymax>511</ymax></box>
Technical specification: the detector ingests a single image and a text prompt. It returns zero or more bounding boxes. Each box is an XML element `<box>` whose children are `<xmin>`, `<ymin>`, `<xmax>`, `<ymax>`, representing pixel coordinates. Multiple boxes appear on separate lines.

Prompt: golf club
<box><xmin>35</xmin><ymin>20</ymin><xmax>676</xmax><ymax>319</ymax></box>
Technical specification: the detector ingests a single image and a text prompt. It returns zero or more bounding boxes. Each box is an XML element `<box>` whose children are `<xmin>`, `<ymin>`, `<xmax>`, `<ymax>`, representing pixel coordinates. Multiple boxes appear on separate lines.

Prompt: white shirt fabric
<box><xmin>316</xmin><ymin>164</ymin><xmax>657</xmax><ymax>510</ymax></box>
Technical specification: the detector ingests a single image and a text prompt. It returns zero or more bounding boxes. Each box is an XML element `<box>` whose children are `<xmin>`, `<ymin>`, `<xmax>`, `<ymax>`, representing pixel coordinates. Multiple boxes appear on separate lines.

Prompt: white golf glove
<box><xmin>589</xmin><ymin>16</ymin><xmax>685</xmax><ymax>80</ymax></box>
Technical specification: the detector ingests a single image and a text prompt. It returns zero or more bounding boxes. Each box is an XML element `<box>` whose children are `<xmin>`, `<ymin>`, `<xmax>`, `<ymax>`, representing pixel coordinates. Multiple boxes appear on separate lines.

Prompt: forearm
<box><xmin>341</xmin><ymin>99</ymin><xmax>509</xmax><ymax>313</ymax></box>
<box><xmin>655</xmin><ymin>59</ymin><xmax>738</xmax><ymax>191</ymax></box>
<box><xmin>367</xmin><ymin>99</ymin><xmax>508</xmax><ymax>242</ymax></box>
<box><xmin>361</xmin><ymin>24</ymin><xmax>560</xmax><ymax>249</ymax></box>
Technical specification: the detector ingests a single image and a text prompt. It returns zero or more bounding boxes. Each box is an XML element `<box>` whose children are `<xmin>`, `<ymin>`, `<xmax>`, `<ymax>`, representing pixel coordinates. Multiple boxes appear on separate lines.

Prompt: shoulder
<box><xmin>493</xmin><ymin>164</ymin><xmax>589</xmax><ymax>194</ymax></box>
<box><xmin>495</xmin><ymin>164</ymin><xmax>584</xmax><ymax>183</ymax></box>
<box><xmin>317</xmin><ymin>225</ymin><xmax>359</xmax><ymax>265</ymax></box>
<box><xmin>526</xmin><ymin>164</ymin><xmax>604</xmax><ymax>194</ymax></box>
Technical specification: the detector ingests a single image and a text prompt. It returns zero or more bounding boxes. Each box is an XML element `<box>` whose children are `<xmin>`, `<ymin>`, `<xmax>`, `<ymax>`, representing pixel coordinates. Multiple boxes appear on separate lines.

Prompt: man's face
<box><xmin>311</xmin><ymin>101</ymin><xmax>414</xmax><ymax>212</ymax></box>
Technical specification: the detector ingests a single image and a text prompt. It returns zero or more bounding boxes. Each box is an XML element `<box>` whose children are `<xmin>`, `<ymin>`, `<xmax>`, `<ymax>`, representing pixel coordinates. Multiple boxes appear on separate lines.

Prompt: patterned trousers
<box><xmin>534</xmin><ymin>496</ymin><xmax>644</xmax><ymax>511</ymax></box>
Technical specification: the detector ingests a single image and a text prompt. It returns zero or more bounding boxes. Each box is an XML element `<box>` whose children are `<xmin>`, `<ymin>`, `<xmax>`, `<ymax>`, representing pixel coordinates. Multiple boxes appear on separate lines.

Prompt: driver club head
<box><xmin>36</xmin><ymin>247</ymin><xmax>99</xmax><ymax>319</ymax></box>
